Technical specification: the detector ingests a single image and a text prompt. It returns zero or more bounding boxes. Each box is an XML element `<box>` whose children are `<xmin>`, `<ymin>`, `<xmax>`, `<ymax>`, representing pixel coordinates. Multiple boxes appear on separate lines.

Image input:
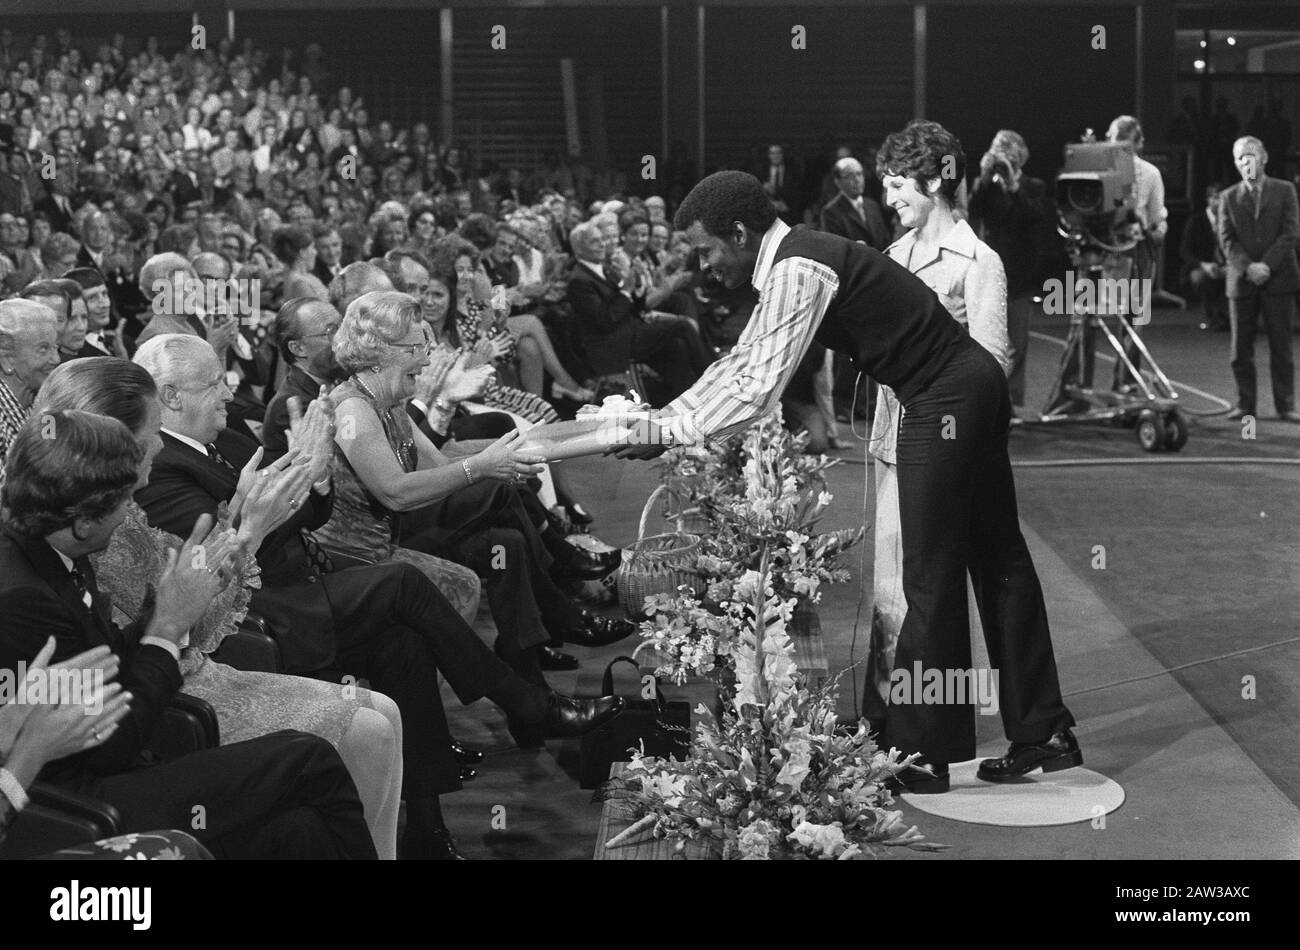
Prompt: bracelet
<box><xmin>461</xmin><ymin>459</ymin><xmax>475</xmax><ymax>484</ymax></box>
<box><xmin>0</xmin><ymin>767</ymin><xmax>30</xmax><ymax>813</ymax></box>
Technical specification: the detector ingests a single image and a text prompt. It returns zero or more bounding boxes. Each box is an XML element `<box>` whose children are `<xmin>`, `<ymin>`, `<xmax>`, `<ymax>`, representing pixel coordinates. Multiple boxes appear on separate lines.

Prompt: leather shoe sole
<box><xmin>977</xmin><ymin>731</ymin><xmax>1083</xmax><ymax>783</ymax></box>
<box><xmin>562</xmin><ymin>612</ymin><xmax>636</xmax><ymax>648</ymax></box>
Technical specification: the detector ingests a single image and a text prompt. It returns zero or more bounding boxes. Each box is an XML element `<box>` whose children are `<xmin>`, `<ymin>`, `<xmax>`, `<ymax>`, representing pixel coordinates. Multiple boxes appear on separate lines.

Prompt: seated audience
<box><xmin>131</xmin><ymin>333</ymin><xmax>624</xmax><ymax>858</ymax></box>
<box><xmin>0</xmin><ymin>409</ymin><xmax>377</xmax><ymax>859</ymax></box>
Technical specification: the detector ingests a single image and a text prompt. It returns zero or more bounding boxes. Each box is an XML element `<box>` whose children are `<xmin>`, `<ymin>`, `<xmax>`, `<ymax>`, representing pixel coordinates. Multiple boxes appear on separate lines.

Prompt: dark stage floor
<box><xmin>439</xmin><ymin>303</ymin><xmax>1300</xmax><ymax>859</ymax></box>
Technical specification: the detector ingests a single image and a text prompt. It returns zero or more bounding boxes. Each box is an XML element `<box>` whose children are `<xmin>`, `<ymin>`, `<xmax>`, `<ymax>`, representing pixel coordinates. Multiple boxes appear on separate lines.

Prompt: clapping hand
<box><xmin>149</xmin><ymin>514</ymin><xmax>240</xmax><ymax>644</ymax></box>
<box><xmin>230</xmin><ymin>447</ymin><xmax>319</xmax><ymax>552</ymax></box>
<box><xmin>207</xmin><ymin>316</ymin><xmax>241</xmax><ymax>356</ymax></box>
<box><xmin>440</xmin><ymin>350</ymin><xmax>494</xmax><ymax>403</ymax></box>
<box><xmin>286</xmin><ymin>395</ymin><xmax>337</xmax><ymax>484</ymax></box>
<box><xmin>414</xmin><ymin>347</ymin><xmax>458</xmax><ymax>404</ymax></box>
<box><xmin>0</xmin><ymin>640</ymin><xmax>133</xmax><ymax>780</ymax></box>
<box><xmin>471</xmin><ymin>430</ymin><xmax>545</xmax><ymax>484</ymax></box>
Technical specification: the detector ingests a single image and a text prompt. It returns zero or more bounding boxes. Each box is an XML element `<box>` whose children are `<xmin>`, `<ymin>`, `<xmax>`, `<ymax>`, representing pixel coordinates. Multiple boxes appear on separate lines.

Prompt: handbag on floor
<box><xmin>578</xmin><ymin>656</ymin><xmax>691</xmax><ymax>789</ymax></box>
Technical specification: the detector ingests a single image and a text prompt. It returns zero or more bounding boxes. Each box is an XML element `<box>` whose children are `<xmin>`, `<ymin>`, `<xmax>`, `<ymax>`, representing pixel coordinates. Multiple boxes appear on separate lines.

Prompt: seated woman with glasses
<box><xmin>320</xmin><ymin>291</ymin><xmax>634</xmax><ymax>688</ymax></box>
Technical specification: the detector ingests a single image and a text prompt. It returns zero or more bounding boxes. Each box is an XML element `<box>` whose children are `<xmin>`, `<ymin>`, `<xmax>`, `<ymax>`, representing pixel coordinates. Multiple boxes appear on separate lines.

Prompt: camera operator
<box><xmin>968</xmin><ymin>130</ymin><xmax>1059</xmax><ymax>413</ymax></box>
<box><xmin>1106</xmin><ymin>116</ymin><xmax>1167</xmax><ymax>392</ymax></box>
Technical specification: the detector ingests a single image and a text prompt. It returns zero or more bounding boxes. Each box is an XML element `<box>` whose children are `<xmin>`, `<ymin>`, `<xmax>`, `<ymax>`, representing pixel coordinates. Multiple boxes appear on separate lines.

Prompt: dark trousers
<box><xmin>1186</xmin><ymin>269</ymin><xmax>1227</xmax><ymax>327</ymax></box>
<box><xmin>1005</xmin><ymin>291</ymin><xmax>1036</xmax><ymax>407</ymax></box>
<box><xmin>631</xmin><ymin>316</ymin><xmax>715</xmax><ymax>401</ymax></box>
<box><xmin>87</xmin><ymin>731</ymin><xmax>377</xmax><ymax>859</ymax></box>
<box><xmin>324</xmin><ymin>561</ymin><xmax>516</xmax><ymax>796</ymax></box>
<box><xmin>1230</xmin><ymin>292</ymin><xmax>1296</xmax><ymax>413</ymax></box>
<box><xmin>398</xmin><ymin>481</ymin><xmax>584</xmax><ymax>653</ymax></box>
<box><xmin>887</xmin><ymin>340</ymin><xmax>1075</xmax><ymax>764</ymax></box>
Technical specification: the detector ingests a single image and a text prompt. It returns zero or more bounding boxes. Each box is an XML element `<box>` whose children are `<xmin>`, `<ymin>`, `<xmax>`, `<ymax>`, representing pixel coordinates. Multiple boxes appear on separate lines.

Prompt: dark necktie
<box><xmin>206</xmin><ymin>442</ymin><xmax>236</xmax><ymax>474</ymax></box>
<box><xmin>68</xmin><ymin>562</ymin><xmax>92</xmax><ymax>611</ymax></box>
<box><xmin>300</xmin><ymin>530</ymin><xmax>335</xmax><ymax>575</ymax></box>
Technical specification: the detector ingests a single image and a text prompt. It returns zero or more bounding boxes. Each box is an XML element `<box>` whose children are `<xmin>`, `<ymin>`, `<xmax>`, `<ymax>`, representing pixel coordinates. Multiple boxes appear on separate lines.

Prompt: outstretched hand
<box><xmin>607</xmin><ymin>417</ymin><xmax>672</xmax><ymax>460</ymax></box>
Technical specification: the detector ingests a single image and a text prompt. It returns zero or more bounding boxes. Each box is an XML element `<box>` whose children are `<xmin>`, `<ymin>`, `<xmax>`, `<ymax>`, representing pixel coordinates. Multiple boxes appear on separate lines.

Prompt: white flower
<box><xmin>787</xmin><ymin>821</ymin><xmax>847</xmax><ymax>858</ymax></box>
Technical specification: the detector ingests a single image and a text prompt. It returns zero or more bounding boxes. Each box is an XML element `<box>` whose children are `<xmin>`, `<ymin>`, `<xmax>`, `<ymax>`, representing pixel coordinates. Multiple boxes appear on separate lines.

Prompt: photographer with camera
<box><xmin>969</xmin><ymin>130</ymin><xmax>1059</xmax><ymax>413</ymax></box>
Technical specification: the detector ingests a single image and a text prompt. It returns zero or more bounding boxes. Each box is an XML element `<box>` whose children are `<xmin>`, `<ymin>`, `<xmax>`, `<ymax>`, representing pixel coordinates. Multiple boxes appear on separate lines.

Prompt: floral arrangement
<box><xmin>639</xmin><ymin>410</ymin><xmax>863</xmax><ymax>685</ymax></box>
<box><xmin>601</xmin><ymin>559</ymin><xmax>941</xmax><ymax>860</ymax></box>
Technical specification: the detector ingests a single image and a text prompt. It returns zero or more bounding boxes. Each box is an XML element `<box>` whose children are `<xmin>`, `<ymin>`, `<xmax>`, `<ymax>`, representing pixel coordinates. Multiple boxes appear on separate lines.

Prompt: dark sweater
<box><xmin>775</xmin><ymin>226</ymin><xmax>964</xmax><ymax>403</ymax></box>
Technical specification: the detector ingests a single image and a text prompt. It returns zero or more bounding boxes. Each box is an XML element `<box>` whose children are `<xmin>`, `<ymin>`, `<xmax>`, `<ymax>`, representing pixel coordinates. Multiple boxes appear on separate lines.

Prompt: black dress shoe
<box><xmin>539</xmin><ymin>644</ymin><xmax>580</xmax><ymax>670</ymax></box>
<box><xmin>507</xmin><ymin>693</ymin><xmax>626</xmax><ymax>747</ymax></box>
<box><xmin>885</xmin><ymin>762</ymin><xmax>950</xmax><ymax>795</ymax></box>
<box><xmin>460</xmin><ymin>764</ymin><xmax>478</xmax><ymax>781</ymax></box>
<box><xmin>403</xmin><ymin>827</ymin><xmax>468</xmax><ymax>860</ymax></box>
<box><xmin>560</xmin><ymin>610</ymin><xmax>636</xmax><ymax>648</ymax></box>
<box><xmin>451</xmin><ymin>741</ymin><xmax>484</xmax><ymax>764</ymax></box>
<box><xmin>552</xmin><ymin>542</ymin><xmax>621</xmax><ymax>580</ymax></box>
<box><xmin>976</xmin><ymin>729</ymin><xmax>1082</xmax><ymax>782</ymax></box>
<box><xmin>565</xmin><ymin>503</ymin><xmax>594</xmax><ymax>527</ymax></box>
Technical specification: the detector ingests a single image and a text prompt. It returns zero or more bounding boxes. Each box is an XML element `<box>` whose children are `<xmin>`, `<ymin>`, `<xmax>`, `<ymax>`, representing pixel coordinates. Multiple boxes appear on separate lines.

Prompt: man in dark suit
<box><xmin>0</xmin><ymin>409</ymin><xmax>377</xmax><ymax>859</ymax></box>
<box><xmin>312</xmin><ymin>224</ymin><xmax>344</xmax><ymax>287</ymax></box>
<box><xmin>567</xmin><ymin>221</ymin><xmax>713</xmax><ymax>403</ymax></box>
<box><xmin>33</xmin><ymin>161</ymin><xmax>78</xmax><ymax>235</ymax></box>
<box><xmin>65</xmin><ymin>268</ymin><xmax>116</xmax><ymax>356</ymax></box>
<box><xmin>1180</xmin><ymin>183</ymin><xmax>1228</xmax><ymax>332</ymax></box>
<box><xmin>1218</xmin><ymin>136</ymin><xmax>1300</xmax><ymax>422</ymax></box>
<box><xmin>819</xmin><ymin>157</ymin><xmax>889</xmax><ymax>250</ymax></box>
<box><xmin>757</xmin><ymin>144</ymin><xmax>802</xmax><ymax>225</ymax></box>
<box><xmin>131</xmin><ymin>333</ymin><xmax>623</xmax><ymax>856</ymax></box>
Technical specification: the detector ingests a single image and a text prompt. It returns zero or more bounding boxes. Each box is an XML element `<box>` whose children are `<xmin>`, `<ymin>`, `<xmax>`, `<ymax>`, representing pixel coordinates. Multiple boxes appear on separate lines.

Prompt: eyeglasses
<box><xmin>299</xmin><ymin>324</ymin><xmax>340</xmax><ymax>340</ymax></box>
<box><xmin>390</xmin><ymin>336</ymin><xmax>434</xmax><ymax>357</ymax></box>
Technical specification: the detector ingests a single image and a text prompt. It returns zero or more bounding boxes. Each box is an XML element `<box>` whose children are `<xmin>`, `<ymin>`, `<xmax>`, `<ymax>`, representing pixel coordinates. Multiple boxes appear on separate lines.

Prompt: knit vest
<box><xmin>774</xmin><ymin>226</ymin><xmax>964</xmax><ymax>403</ymax></box>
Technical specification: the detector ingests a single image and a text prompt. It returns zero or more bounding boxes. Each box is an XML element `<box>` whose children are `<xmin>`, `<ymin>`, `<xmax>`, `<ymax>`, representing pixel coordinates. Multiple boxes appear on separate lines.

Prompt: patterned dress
<box><xmin>313</xmin><ymin>380</ymin><xmax>482</xmax><ymax>622</ymax></box>
<box><xmin>90</xmin><ymin>502</ymin><xmax>365</xmax><ymax>747</ymax></box>
<box><xmin>454</xmin><ymin>303</ymin><xmax>559</xmax><ymax>425</ymax></box>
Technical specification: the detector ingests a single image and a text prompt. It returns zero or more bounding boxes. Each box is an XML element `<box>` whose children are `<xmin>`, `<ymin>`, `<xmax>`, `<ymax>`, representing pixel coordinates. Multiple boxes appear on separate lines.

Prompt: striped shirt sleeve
<box><xmin>663</xmin><ymin>257</ymin><xmax>839</xmax><ymax>445</ymax></box>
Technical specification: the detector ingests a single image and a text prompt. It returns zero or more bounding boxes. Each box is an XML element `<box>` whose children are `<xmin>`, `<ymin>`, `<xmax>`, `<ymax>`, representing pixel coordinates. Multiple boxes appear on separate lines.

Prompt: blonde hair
<box><xmin>332</xmin><ymin>290</ymin><xmax>422</xmax><ymax>373</ymax></box>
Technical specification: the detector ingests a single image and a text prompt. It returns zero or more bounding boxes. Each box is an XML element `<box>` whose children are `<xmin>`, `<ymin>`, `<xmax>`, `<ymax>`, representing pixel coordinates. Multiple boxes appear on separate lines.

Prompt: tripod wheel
<box><xmin>1163</xmin><ymin>411</ymin><xmax>1189</xmax><ymax>452</ymax></box>
<box><xmin>1136</xmin><ymin>410</ymin><xmax>1166</xmax><ymax>452</ymax></box>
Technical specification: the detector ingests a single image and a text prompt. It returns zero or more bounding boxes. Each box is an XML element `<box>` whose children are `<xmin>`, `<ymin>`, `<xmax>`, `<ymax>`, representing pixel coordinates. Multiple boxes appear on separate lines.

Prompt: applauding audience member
<box><xmin>0</xmin><ymin>409</ymin><xmax>377</xmax><ymax>859</ymax></box>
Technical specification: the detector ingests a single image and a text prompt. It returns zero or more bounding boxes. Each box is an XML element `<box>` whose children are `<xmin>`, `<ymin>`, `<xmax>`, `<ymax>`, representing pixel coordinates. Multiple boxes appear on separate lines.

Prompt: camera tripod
<box><xmin>1019</xmin><ymin>247</ymin><xmax>1189</xmax><ymax>453</ymax></box>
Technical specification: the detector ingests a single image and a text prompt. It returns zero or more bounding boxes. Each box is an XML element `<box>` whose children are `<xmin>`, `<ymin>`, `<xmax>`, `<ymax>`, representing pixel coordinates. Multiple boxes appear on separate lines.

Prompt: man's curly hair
<box><xmin>2</xmin><ymin>409</ymin><xmax>142</xmax><ymax>539</ymax></box>
<box><xmin>673</xmin><ymin>170</ymin><xmax>777</xmax><ymax>237</ymax></box>
<box><xmin>876</xmin><ymin>119</ymin><xmax>966</xmax><ymax>207</ymax></box>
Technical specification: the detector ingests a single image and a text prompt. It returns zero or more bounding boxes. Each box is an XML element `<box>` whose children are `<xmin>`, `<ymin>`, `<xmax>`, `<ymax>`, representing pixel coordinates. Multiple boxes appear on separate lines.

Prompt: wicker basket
<box><xmin>617</xmin><ymin>485</ymin><xmax>703</xmax><ymax>619</ymax></box>
<box><xmin>661</xmin><ymin>488</ymin><xmax>714</xmax><ymax>536</ymax></box>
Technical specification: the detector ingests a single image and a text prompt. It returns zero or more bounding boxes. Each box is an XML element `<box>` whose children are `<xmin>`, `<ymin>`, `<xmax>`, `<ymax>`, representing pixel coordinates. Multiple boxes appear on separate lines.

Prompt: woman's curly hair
<box><xmin>876</xmin><ymin>119</ymin><xmax>966</xmax><ymax>207</ymax></box>
<box><xmin>332</xmin><ymin>290</ymin><xmax>423</xmax><ymax>373</ymax></box>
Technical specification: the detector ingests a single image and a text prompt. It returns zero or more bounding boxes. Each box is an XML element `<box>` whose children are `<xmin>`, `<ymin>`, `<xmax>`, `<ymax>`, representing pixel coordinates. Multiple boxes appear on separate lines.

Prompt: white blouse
<box><xmin>869</xmin><ymin>217</ymin><xmax>1011</xmax><ymax>464</ymax></box>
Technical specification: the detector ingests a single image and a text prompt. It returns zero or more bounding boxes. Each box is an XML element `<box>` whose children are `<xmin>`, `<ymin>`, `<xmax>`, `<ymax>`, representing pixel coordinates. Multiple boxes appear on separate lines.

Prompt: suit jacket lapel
<box><xmin>5</xmin><ymin>529</ymin><xmax>115</xmax><ymax>650</ymax></box>
<box><xmin>160</xmin><ymin>431</ymin><xmax>240</xmax><ymax>499</ymax></box>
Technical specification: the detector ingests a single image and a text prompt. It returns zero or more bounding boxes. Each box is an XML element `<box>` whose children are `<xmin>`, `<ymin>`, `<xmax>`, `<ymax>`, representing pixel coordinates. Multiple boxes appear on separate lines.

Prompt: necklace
<box><xmin>351</xmin><ymin>372</ymin><xmax>416</xmax><ymax>472</ymax></box>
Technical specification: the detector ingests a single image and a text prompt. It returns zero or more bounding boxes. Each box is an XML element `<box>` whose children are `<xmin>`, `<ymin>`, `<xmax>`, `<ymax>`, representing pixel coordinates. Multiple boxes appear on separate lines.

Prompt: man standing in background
<box><xmin>968</xmin><ymin>130</ymin><xmax>1058</xmax><ymax>414</ymax></box>
<box><xmin>1218</xmin><ymin>136</ymin><xmax>1300</xmax><ymax>423</ymax></box>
